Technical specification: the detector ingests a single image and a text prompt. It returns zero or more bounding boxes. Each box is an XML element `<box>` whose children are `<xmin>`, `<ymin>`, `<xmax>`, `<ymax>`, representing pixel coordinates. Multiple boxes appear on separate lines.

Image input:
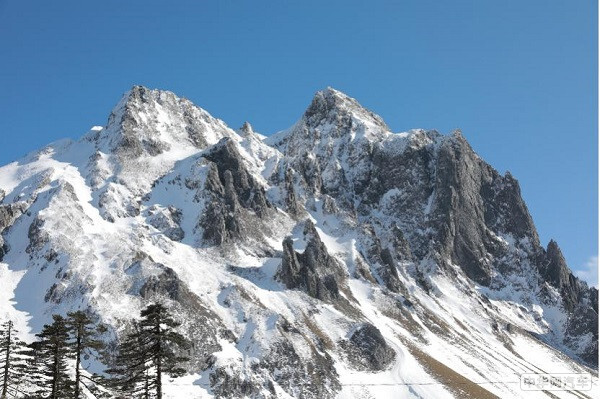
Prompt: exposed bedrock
<box><xmin>276</xmin><ymin>221</ymin><xmax>346</xmax><ymax>302</ymax></box>
<box><xmin>359</xmin><ymin>224</ymin><xmax>403</xmax><ymax>293</ymax></box>
<box><xmin>283</xmin><ymin>167</ymin><xmax>303</xmax><ymax>217</ymax></box>
<box><xmin>107</xmin><ymin>85</ymin><xmax>223</xmax><ymax>158</ymax></box>
<box><xmin>341</xmin><ymin>323</ymin><xmax>396</xmax><ymax>371</ymax></box>
<box><xmin>541</xmin><ymin>240</ymin><xmax>583</xmax><ymax>311</ymax></box>
<box><xmin>0</xmin><ymin>201</ymin><xmax>27</xmax><ymax>260</ymax></box>
<box><xmin>131</xmin><ymin>254</ymin><xmax>231</xmax><ymax>370</ymax></box>
<box><xmin>147</xmin><ymin>205</ymin><xmax>185</xmax><ymax>242</ymax></box>
<box><xmin>199</xmin><ymin>138</ymin><xmax>272</xmax><ymax>245</ymax></box>
<box><xmin>210</xmin><ymin>340</ymin><xmax>340</xmax><ymax>399</ymax></box>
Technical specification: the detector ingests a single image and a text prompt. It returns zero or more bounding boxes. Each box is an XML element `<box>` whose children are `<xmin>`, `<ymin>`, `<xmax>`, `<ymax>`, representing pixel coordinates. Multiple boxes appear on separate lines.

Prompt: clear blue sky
<box><xmin>0</xmin><ymin>1</ymin><xmax>597</xmax><ymax>284</ymax></box>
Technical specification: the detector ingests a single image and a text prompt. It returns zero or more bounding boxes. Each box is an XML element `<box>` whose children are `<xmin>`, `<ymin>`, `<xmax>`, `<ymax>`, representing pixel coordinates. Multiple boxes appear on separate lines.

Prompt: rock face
<box><xmin>203</xmin><ymin>138</ymin><xmax>271</xmax><ymax>217</ymax></box>
<box><xmin>276</xmin><ymin>221</ymin><xmax>346</xmax><ymax>302</ymax></box>
<box><xmin>283</xmin><ymin>168</ymin><xmax>302</xmax><ymax>217</ymax></box>
<box><xmin>430</xmin><ymin>132</ymin><xmax>497</xmax><ymax>285</ymax></box>
<box><xmin>135</xmin><ymin>259</ymin><xmax>229</xmax><ymax>370</ymax></box>
<box><xmin>0</xmin><ymin>202</ymin><xmax>27</xmax><ymax>260</ymax></box>
<box><xmin>268</xmin><ymin>88</ymin><xmax>597</xmax><ymax>367</ymax></box>
<box><xmin>147</xmin><ymin>205</ymin><xmax>184</xmax><ymax>241</ymax></box>
<box><xmin>0</xmin><ymin>85</ymin><xmax>596</xmax><ymax>398</ymax></box>
<box><xmin>565</xmin><ymin>288</ymin><xmax>599</xmax><ymax>365</ymax></box>
<box><xmin>342</xmin><ymin>323</ymin><xmax>396</xmax><ymax>371</ymax></box>
<box><xmin>200</xmin><ymin>137</ymin><xmax>272</xmax><ymax>245</ymax></box>
<box><xmin>542</xmin><ymin>240</ymin><xmax>581</xmax><ymax>310</ymax></box>
<box><xmin>359</xmin><ymin>224</ymin><xmax>404</xmax><ymax>293</ymax></box>
<box><xmin>209</xmin><ymin>339</ymin><xmax>340</xmax><ymax>399</ymax></box>
<box><xmin>102</xmin><ymin>85</ymin><xmax>231</xmax><ymax>157</ymax></box>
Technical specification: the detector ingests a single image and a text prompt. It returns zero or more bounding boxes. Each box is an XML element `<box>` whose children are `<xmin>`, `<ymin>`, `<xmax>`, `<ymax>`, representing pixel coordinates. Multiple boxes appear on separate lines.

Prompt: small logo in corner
<box><xmin>520</xmin><ymin>373</ymin><xmax>592</xmax><ymax>391</ymax></box>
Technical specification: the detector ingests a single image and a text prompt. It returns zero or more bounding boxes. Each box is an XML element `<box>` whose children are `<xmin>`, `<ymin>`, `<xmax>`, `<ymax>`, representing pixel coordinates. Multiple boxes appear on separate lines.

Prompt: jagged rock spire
<box><xmin>238</xmin><ymin>121</ymin><xmax>255</xmax><ymax>137</ymax></box>
<box><xmin>276</xmin><ymin>220</ymin><xmax>346</xmax><ymax>302</ymax></box>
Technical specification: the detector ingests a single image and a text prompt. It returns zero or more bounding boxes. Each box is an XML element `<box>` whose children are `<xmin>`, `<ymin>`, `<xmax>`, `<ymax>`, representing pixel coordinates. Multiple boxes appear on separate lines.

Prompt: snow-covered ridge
<box><xmin>0</xmin><ymin>85</ymin><xmax>596</xmax><ymax>398</ymax></box>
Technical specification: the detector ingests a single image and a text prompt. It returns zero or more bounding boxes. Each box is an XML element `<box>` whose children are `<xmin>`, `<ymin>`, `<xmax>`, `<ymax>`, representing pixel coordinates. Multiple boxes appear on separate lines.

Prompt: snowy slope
<box><xmin>0</xmin><ymin>86</ymin><xmax>597</xmax><ymax>399</ymax></box>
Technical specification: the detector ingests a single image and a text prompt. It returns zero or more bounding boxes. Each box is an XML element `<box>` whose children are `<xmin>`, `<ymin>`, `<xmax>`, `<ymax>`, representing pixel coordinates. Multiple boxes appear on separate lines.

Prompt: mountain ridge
<box><xmin>0</xmin><ymin>85</ymin><xmax>596</xmax><ymax>398</ymax></box>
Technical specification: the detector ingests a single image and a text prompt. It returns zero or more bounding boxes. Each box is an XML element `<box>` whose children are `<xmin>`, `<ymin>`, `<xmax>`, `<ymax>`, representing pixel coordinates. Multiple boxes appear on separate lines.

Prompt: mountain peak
<box><xmin>303</xmin><ymin>87</ymin><xmax>388</xmax><ymax>131</ymax></box>
<box><xmin>112</xmin><ymin>85</ymin><xmax>174</xmax><ymax>116</ymax></box>
<box><xmin>110</xmin><ymin>85</ymin><xmax>155</xmax><ymax>115</ymax></box>
<box><xmin>125</xmin><ymin>84</ymin><xmax>150</xmax><ymax>99</ymax></box>
<box><xmin>97</xmin><ymin>85</ymin><xmax>233</xmax><ymax>157</ymax></box>
<box><xmin>238</xmin><ymin>121</ymin><xmax>255</xmax><ymax>137</ymax></box>
<box><xmin>315</xmin><ymin>86</ymin><xmax>350</xmax><ymax>103</ymax></box>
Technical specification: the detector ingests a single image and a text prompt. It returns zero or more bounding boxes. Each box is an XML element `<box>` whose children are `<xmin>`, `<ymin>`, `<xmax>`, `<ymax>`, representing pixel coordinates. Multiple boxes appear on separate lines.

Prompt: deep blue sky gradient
<box><xmin>0</xmin><ymin>1</ymin><xmax>597</xmax><ymax>282</ymax></box>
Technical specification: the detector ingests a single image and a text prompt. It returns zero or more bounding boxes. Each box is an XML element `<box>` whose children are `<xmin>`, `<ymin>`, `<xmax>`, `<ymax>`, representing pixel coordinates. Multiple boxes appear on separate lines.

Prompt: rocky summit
<box><xmin>0</xmin><ymin>85</ymin><xmax>596</xmax><ymax>398</ymax></box>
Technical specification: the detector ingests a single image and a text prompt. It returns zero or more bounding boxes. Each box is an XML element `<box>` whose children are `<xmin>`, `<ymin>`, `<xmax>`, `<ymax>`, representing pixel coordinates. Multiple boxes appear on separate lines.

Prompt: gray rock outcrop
<box><xmin>277</xmin><ymin>221</ymin><xmax>346</xmax><ymax>301</ymax></box>
<box><xmin>342</xmin><ymin>323</ymin><xmax>396</xmax><ymax>371</ymax></box>
<box><xmin>199</xmin><ymin>138</ymin><xmax>272</xmax><ymax>245</ymax></box>
<box><xmin>147</xmin><ymin>205</ymin><xmax>184</xmax><ymax>241</ymax></box>
<box><xmin>0</xmin><ymin>202</ymin><xmax>27</xmax><ymax>260</ymax></box>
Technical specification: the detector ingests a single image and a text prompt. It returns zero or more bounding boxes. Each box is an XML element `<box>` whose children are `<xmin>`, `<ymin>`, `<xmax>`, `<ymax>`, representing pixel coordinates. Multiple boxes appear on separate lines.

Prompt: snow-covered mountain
<box><xmin>0</xmin><ymin>86</ymin><xmax>597</xmax><ymax>398</ymax></box>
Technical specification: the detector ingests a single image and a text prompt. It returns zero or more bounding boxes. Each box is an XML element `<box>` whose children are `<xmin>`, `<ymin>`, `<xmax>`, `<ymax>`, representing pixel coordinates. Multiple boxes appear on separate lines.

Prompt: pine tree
<box><xmin>35</xmin><ymin>315</ymin><xmax>73</xmax><ymax>398</ymax></box>
<box><xmin>107</xmin><ymin>303</ymin><xmax>190</xmax><ymax>399</ymax></box>
<box><xmin>0</xmin><ymin>320</ymin><xmax>32</xmax><ymax>399</ymax></box>
<box><xmin>66</xmin><ymin>311</ymin><xmax>105</xmax><ymax>399</ymax></box>
<box><xmin>106</xmin><ymin>322</ymin><xmax>153</xmax><ymax>398</ymax></box>
<box><xmin>0</xmin><ymin>320</ymin><xmax>13</xmax><ymax>399</ymax></box>
<box><xmin>139</xmin><ymin>303</ymin><xmax>190</xmax><ymax>399</ymax></box>
<box><xmin>27</xmin><ymin>340</ymin><xmax>47</xmax><ymax>397</ymax></box>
